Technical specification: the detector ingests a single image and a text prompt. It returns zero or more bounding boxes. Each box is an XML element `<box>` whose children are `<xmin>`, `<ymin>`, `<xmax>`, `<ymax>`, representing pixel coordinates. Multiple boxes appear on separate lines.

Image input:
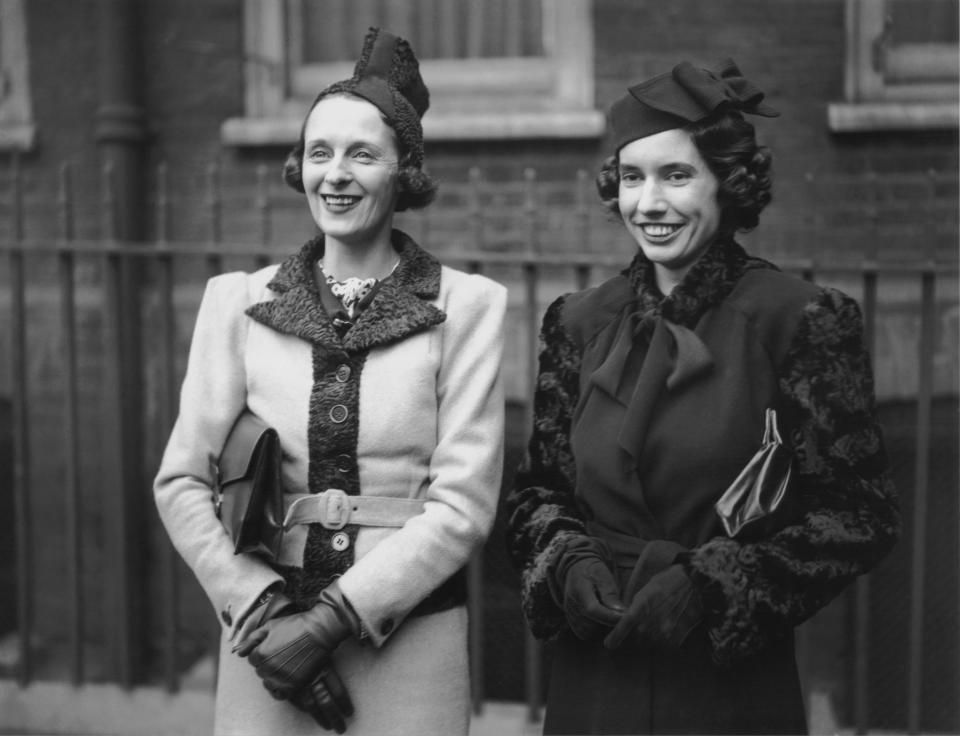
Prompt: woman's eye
<box><xmin>666</xmin><ymin>170</ymin><xmax>691</xmax><ymax>183</ymax></box>
<box><xmin>619</xmin><ymin>172</ymin><xmax>641</xmax><ymax>184</ymax></box>
<box><xmin>353</xmin><ymin>150</ymin><xmax>374</xmax><ymax>162</ymax></box>
<box><xmin>307</xmin><ymin>149</ymin><xmax>331</xmax><ymax>161</ymax></box>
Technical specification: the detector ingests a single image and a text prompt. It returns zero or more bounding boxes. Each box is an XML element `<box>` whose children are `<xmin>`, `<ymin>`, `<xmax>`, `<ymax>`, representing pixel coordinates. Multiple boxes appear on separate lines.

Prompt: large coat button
<box><xmin>335</xmin><ymin>364</ymin><xmax>352</xmax><ymax>382</ymax></box>
<box><xmin>329</xmin><ymin>405</ymin><xmax>348</xmax><ymax>423</ymax></box>
<box><xmin>335</xmin><ymin>453</ymin><xmax>352</xmax><ymax>473</ymax></box>
<box><xmin>331</xmin><ymin>532</ymin><xmax>350</xmax><ymax>551</ymax></box>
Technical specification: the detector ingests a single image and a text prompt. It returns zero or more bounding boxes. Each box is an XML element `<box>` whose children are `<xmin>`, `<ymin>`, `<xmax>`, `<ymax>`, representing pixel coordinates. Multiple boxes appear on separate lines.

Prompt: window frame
<box><xmin>222</xmin><ymin>0</ymin><xmax>604</xmax><ymax>145</ymax></box>
<box><xmin>829</xmin><ymin>0</ymin><xmax>959</xmax><ymax>132</ymax></box>
<box><xmin>0</xmin><ymin>0</ymin><xmax>36</xmax><ymax>152</ymax></box>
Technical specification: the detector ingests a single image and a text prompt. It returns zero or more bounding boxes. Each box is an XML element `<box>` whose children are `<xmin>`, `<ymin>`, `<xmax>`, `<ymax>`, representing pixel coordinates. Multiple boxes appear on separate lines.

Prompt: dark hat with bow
<box><xmin>609</xmin><ymin>58</ymin><xmax>779</xmax><ymax>151</ymax></box>
<box><xmin>316</xmin><ymin>27</ymin><xmax>430</xmax><ymax>168</ymax></box>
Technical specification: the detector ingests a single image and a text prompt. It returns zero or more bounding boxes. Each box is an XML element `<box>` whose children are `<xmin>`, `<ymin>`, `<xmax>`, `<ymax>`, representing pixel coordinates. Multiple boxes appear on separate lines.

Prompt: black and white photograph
<box><xmin>0</xmin><ymin>1</ymin><xmax>956</xmax><ymax>734</ymax></box>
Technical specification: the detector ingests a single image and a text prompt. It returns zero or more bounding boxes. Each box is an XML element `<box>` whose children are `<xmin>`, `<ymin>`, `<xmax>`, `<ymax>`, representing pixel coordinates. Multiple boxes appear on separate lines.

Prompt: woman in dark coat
<box><xmin>504</xmin><ymin>59</ymin><xmax>900</xmax><ymax>735</ymax></box>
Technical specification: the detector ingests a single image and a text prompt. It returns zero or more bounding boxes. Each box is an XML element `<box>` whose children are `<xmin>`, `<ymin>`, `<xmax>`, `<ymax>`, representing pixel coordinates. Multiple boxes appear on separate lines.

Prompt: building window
<box><xmin>829</xmin><ymin>0</ymin><xmax>959</xmax><ymax>131</ymax></box>
<box><xmin>0</xmin><ymin>0</ymin><xmax>36</xmax><ymax>151</ymax></box>
<box><xmin>223</xmin><ymin>0</ymin><xmax>604</xmax><ymax>145</ymax></box>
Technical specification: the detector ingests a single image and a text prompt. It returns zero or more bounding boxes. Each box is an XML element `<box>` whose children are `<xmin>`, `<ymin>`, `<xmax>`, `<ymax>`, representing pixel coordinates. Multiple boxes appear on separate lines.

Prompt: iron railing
<box><xmin>1</xmin><ymin>157</ymin><xmax>957</xmax><ymax>733</ymax></box>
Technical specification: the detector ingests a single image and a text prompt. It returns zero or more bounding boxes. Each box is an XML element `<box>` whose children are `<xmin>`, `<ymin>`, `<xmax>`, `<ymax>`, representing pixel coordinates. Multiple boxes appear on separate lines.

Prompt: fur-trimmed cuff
<box><xmin>520</xmin><ymin>530</ymin><xmax>582</xmax><ymax>641</ymax></box>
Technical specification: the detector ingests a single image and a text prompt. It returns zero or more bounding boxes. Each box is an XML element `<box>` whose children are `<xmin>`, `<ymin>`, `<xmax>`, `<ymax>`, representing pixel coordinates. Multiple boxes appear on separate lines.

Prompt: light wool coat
<box><xmin>154</xmin><ymin>233</ymin><xmax>506</xmax><ymax>736</ymax></box>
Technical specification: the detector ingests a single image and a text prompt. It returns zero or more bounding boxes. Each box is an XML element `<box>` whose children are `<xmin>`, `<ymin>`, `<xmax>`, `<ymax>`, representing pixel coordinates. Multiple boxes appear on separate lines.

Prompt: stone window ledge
<box><xmin>0</xmin><ymin>124</ymin><xmax>37</xmax><ymax>152</ymax></box>
<box><xmin>222</xmin><ymin>108</ymin><xmax>606</xmax><ymax>147</ymax></box>
<box><xmin>828</xmin><ymin>102</ymin><xmax>959</xmax><ymax>133</ymax></box>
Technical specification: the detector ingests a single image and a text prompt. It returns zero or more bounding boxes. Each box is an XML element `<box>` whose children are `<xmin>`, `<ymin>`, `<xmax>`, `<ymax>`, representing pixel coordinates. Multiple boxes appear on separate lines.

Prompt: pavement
<box><xmin>0</xmin><ymin>678</ymin><xmax>888</xmax><ymax>736</ymax></box>
<box><xmin>0</xmin><ymin>677</ymin><xmax>542</xmax><ymax>736</ymax></box>
<box><xmin>470</xmin><ymin>701</ymin><xmax>543</xmax><ymax>736</ymax></box>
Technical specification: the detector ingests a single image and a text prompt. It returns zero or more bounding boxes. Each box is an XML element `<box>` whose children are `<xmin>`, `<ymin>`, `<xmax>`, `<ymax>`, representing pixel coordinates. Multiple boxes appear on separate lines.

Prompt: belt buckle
<box><xmin>321</xmin><ymin>488</ymin><xmax>351</xmax><ymax>530</ymax></box>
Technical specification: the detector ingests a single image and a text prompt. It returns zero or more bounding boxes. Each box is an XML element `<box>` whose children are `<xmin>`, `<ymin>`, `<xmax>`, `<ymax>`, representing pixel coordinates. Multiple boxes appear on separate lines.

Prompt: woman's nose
<box><xmin>637</xmin><ymin>180</ymin><xmax>667</xmax><ymax>214</ymax></box>
<box><xmin>325</xmin><ymin>156</ymin><xmax>352</xmax><ymax>185</ymax></box>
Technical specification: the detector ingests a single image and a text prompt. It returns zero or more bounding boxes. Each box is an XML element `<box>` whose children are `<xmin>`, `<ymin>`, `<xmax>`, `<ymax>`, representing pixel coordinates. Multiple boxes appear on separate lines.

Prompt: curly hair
<box><xmin>282</xmin><ymin>92</ymin><xmax>438</xmax><ymax>212</ymax></box>
<box><xmin>596</xmin><ymin>111</ymin><xmax>772</xmax><ymax>235</ymax></box>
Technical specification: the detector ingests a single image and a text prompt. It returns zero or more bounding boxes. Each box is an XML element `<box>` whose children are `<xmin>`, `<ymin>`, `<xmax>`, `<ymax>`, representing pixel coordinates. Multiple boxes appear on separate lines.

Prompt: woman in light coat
<box><xmin>505</xmin><ymin>59</ymin><xmax>900</xmax><ymax>735</ymax></box>
<box><xmin>154</xmin><ymin>28</ymin><xmax>506</xmax><ymax>736</ymax></box>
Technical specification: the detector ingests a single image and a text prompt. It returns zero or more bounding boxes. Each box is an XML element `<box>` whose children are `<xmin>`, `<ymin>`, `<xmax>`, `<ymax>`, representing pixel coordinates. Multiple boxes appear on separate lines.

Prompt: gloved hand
<box><xmin>549</xmin><ymin>536</ymin><xmax>625</xmax><ymax>640</ymax></box>
<box><xmin>289</xmin><ymin>665</ymin><xmax>355</xmax><ymax>734</ymax></box>
<box><xmin>234</xmin><ymin>580</ymin><xmax>358</xmax><ymax>700</ymax></box>
<box><xmin>603</xmin><ymin>564</ymin><xmax>702</xmax><ymax>651</ymax></box>
<box><xmin>238</xmin><ymin>588</ymin><xmax>297</xmax><ymax>637</ymax></box>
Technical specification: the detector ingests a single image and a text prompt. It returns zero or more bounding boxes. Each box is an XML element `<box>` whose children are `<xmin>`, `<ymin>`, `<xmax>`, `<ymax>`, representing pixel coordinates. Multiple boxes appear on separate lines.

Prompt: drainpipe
<box><xmin>95</xmin><ymin>0</ymin><xmax>147</xmax><ymax>240</ymax></box>
<box><xmin>95</xmin><ymin>0</ymin><xmax>148</xmax><ymax>688</ymax></box>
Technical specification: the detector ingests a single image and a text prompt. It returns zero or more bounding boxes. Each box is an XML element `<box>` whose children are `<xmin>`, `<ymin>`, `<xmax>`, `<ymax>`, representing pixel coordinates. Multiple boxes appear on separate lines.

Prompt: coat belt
<box><xmin>283</xmin><ymin>488</ymin><xmax>425</xmax><ymax>531</ymax></box>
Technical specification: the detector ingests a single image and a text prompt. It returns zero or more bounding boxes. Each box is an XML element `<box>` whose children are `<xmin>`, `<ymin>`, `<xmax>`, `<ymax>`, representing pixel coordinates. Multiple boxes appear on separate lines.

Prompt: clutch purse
<box><xmin>214</xmin><ymin>410</ymin><xmax>284</xmax><ymax>561</ymax></box>
<box><xmin>714</xmin><ymin>408</ymin><xmax>794</xmax><ymax>541</ymax></box>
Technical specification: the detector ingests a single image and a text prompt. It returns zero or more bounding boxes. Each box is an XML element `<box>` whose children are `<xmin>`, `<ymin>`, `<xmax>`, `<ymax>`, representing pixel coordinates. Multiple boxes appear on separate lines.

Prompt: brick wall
<box><xmin>9</xmin><ymin>0</ymin><xmax>957</xmax><ymax>256</ymax></box>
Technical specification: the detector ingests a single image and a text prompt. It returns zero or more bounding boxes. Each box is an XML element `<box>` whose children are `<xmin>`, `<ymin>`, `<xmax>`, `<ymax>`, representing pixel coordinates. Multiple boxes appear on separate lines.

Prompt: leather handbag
<box><xmin>214</xmin><ymin>410</ymin><xmax>284</xmax><ymax>561</ymax></box>
<box><xmin>714</xmin><ymin>408</ymin><xmax>794</xmax><ymax>541</ymax></box>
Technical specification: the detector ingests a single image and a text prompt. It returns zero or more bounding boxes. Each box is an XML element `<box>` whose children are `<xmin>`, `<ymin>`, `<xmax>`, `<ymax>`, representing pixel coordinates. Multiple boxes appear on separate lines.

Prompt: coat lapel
<box><xmin>245</xmin><ymin>236</ymin><xmax>341</xmax><ymax>349</ymax></box>
<box><xmin>246</xmin><ymin>230</ymin><xmax>446</xmax><ymax>354</ymax></box>
<box><xmin>343</xmin><ymin>235</ymin><xmax>446</xmax><ymax>352</ymax></box>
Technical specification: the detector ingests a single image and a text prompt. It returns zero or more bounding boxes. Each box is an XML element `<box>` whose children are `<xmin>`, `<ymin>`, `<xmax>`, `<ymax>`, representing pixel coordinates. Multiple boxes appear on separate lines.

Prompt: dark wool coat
<box><xmin>505</xmin><ymin>239</ymin><xmax>900</xmax><ymax>735</ymax></box>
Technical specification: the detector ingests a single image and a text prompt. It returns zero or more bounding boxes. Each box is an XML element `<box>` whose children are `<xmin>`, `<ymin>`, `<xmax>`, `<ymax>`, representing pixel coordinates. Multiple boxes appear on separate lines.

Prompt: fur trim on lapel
<box><xmin>245</xmin><ymin>230</ymin><xmax>446</xmax><ymax>353</ymax></box>
<box><xmin>625</xmin><ymin>238</ymin><xmax>777</xmax><ymax>328</ymax></box>
<box><xmin>344</xmin><ymin>231</ymin><xmax>446</xmax><ymax>351</ymax></box>
<box><xmin>245</xmin><ymin>235</ymin><xmax>339</xmax><ymax>348</ymax></box>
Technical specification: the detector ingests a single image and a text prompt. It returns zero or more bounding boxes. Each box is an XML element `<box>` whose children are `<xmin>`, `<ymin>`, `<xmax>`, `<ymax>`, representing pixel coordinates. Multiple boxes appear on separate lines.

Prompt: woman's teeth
<box><xmin>641</xmin><ymin>224</ymin><xmax>682</xmax><ymax>238</ymax></box>
<box><xmin>323</xmin><ymin>195</ymin><xmax>360</xmax><ymax>206</ymax></box>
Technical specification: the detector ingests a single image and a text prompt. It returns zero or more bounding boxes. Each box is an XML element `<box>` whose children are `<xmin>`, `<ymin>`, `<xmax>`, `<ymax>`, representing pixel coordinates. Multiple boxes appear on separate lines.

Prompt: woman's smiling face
<box><xmin>301</xmin><ymin>94</ymin><xmax>400</xmax><ymax>247</ymax></box>
<box><xmin>617</xmin><ymin>128</ymin><xmax>721</xmax><ymax>293</ymax></box>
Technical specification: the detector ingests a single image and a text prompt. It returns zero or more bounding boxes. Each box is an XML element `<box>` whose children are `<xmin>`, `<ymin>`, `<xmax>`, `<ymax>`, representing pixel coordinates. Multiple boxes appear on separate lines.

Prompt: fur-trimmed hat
<box><xmin>316</xmin><ymin>27</ymin><xmax>429</xmax><ymax>168</ymax></box>
<box><xmin>609</xmin><ymin>58</ymin><xmax>778</xmax><ymax>151</ymax></box>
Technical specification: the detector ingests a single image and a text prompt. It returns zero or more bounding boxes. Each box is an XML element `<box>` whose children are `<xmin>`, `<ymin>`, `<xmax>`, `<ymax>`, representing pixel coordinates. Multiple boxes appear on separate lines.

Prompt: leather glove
<box><xmin>243</xmin><ymin>588</ymin><xmax>297</xmax><ymax>630</ymax></box>
<box><xmin>603</xmin><ymin>564</ymin><xmax>703</xmax><ymax>651</ymax></box>
<box><xmin>232</xmin><ymin>587</ymin><xmax>298</xmax><ymax>659</ymax></box>
<box><xmin>289</xmin><ymin>665</ymin><xmax>354</xmax><ymax>734</ymax></box>
<box><xmin>234</xmin><ymin>580</ymin><xmax>358</xmax><ymax>699</ymax></box>
<box><xmin>549</xmin><ymin>536</ymin><xmax>625</xmax><ymax>640</ymax></box>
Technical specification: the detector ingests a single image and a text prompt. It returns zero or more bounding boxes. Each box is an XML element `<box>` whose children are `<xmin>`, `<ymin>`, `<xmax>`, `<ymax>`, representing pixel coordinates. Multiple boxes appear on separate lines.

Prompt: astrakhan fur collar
<box><xmin>246</xmin><ymin>229</ymin><xmax>446</xmax><ymax>353</ymax></box>
<box><xmin>624</xmin><ymin>238</ymin><xmax>777</xmax><ymax>328</ymax></box>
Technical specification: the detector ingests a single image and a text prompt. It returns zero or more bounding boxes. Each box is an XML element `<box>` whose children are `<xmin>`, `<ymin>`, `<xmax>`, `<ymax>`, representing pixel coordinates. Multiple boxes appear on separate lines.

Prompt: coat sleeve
<box><xmin>504</xmin><ymin>295</ymin><xmax>589</xmax><ymax>641</ymax></box>
<box><xmin>684</xmin><ymin>287</ymin><xmax>901</xmax><ymax>667</ymax></box>
<box><xmin>153</xmin><ymin>273</ymin><xmax>284</xmax><ymax>640</ymax></box>
<box><xmin>337</xmin><ymin>275</ymin><xmax>507</xmax><ymax>647</ymax></box>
